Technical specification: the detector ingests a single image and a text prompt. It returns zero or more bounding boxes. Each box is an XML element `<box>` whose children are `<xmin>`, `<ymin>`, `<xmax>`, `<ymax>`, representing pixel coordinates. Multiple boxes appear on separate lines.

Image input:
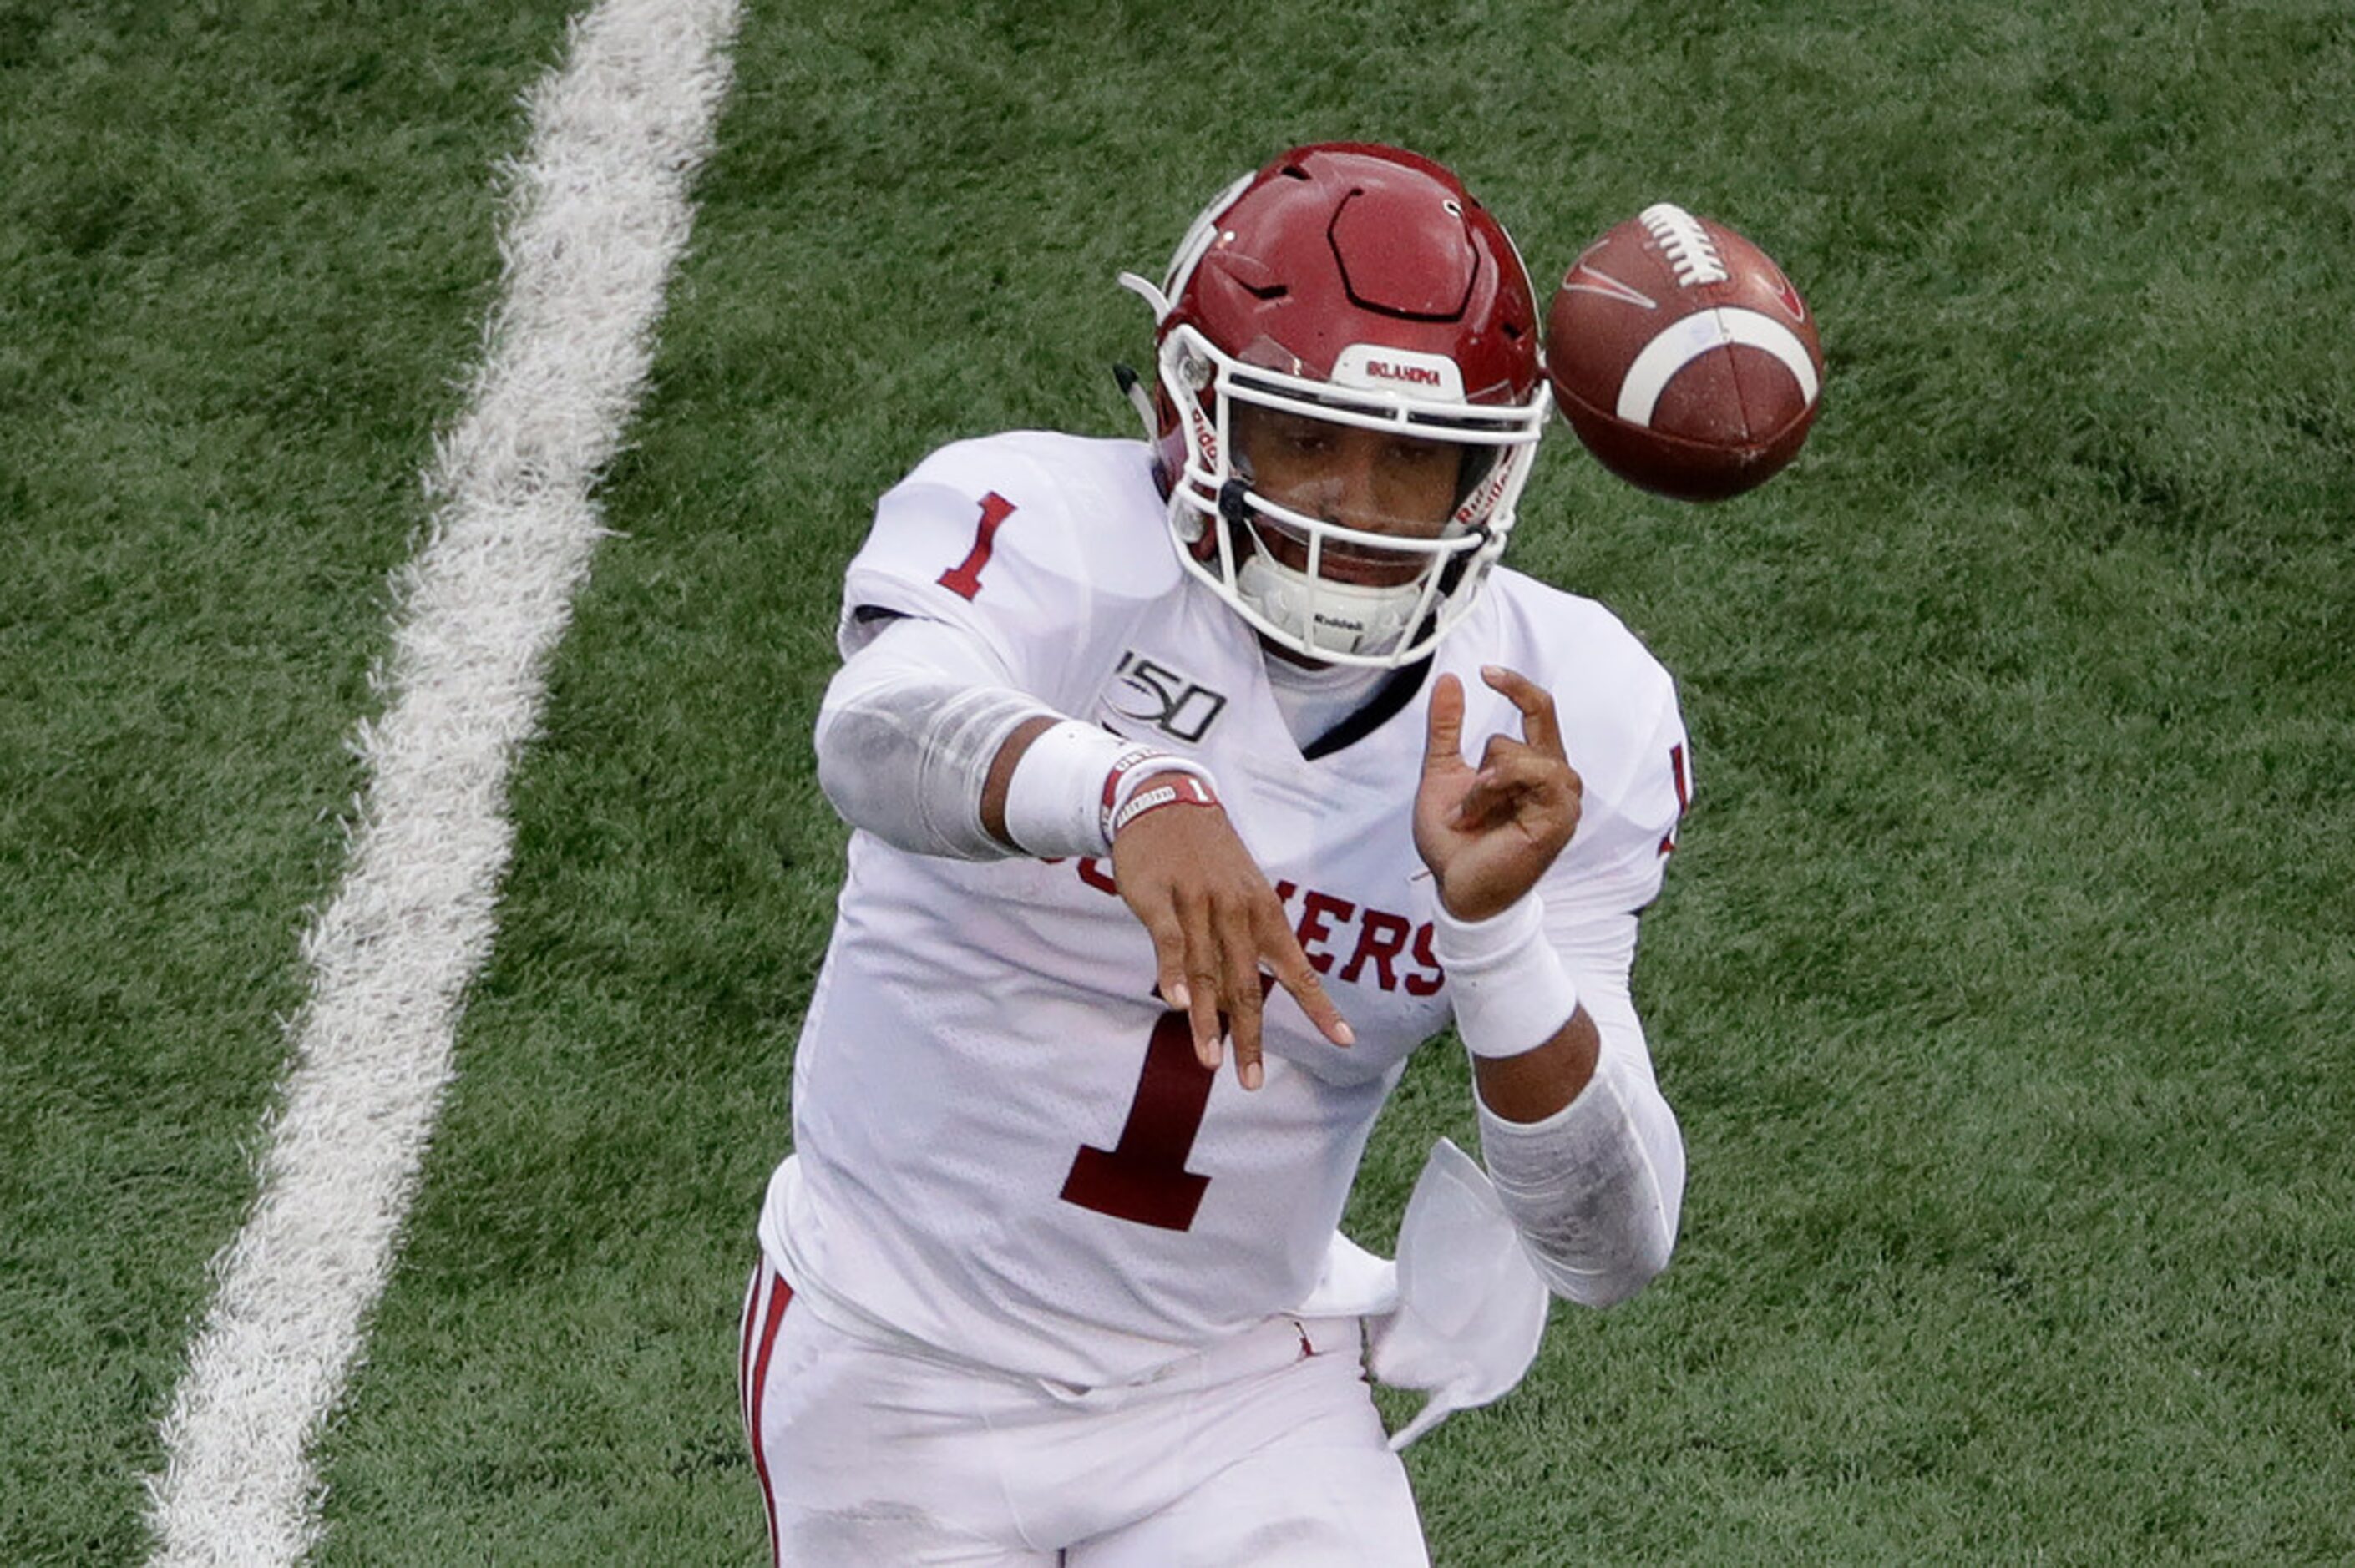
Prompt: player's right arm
<box><xmin>971</xmin><ymin>709</ymin><xmax>1350</xmax><ymax>1087</ymax></box>
<box><xmin>816</xmin><ymin>615</ymin><xmax>1350</xmax><ymax>1084</ymax></box>
<box><xmin>811</xmin><ymin>438</ymin><xmax>1349</xmax><ymax>1085</ymax></box>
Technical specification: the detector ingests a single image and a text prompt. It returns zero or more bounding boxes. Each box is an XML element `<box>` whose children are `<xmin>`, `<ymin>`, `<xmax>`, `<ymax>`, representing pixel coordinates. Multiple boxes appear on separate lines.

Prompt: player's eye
<box><xmin>1385</xmin><ymin>438</ymin><xmax>1451</xmax><ymax>468</ymax></box>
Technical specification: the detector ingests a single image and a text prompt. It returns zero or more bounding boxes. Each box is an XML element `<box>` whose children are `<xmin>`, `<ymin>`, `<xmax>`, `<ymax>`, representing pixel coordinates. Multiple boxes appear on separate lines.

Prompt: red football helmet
<box><xmin>1120</xmin><ymin>143</ymin><xmax>1550</xmax><ymax>667</ymax></box>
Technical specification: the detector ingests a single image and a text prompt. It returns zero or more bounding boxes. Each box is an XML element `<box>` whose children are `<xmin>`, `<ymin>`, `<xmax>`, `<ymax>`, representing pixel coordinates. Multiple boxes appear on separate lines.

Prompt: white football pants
<box><xmin>739</xmin><ymin>1256</ymin><xmax>1428</xmax><ymax>1566</ymax></box>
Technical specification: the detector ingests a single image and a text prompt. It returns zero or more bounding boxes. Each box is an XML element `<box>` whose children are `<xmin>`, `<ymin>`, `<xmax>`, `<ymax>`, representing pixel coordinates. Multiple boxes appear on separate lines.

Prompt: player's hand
<box><xmin>1414</xmin><ymin>668</ymin><xmax>1583</xmax><ymax>922</ymax></box>
<box><xmin>1111</xmin><ymin>783</ymin><xmax>1355</xmax><ymax>1090</ymax></box>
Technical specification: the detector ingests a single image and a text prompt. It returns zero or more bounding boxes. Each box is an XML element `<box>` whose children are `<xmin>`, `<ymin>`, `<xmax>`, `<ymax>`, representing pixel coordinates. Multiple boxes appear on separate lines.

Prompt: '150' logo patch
<box><xmin>1106</xmin><ymin>651</ymin><xmax>1227</xmax><ymax>744</ymax></box>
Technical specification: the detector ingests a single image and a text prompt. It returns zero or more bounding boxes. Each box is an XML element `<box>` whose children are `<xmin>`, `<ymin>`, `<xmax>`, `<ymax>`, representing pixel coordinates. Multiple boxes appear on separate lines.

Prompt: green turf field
<box><xmin>4</xmin><ymin>0</ymin><xmax>2349</xmax><ymax>1562</ymax></box>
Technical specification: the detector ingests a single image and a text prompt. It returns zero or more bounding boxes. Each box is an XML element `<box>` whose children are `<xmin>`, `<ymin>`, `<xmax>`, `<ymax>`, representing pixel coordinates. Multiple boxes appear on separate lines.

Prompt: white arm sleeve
<box><xmin>1473</xmin><ymin>907</ymin><xmax>1686</xmax><ymax>1308</ymax></box>
<box><xmin>813</xmin><ymin>614</ymin><xmax>1061</xmax><ymax>861</ymax></box>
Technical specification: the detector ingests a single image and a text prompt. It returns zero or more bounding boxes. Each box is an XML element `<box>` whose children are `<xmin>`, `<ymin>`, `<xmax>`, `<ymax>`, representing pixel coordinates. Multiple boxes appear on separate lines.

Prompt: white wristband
<box><xmin>1001</xmin><ymin>722</ymin><xmax>1137</xmax><ymax>857</ymax></box>
<box><xmin>1001</xmin><ymin>725</ymin><xmax>1222</xmax><ymax>858</ymax></box>
<box><xmin>1432</xmin><ymin>893</ymin><xmax>1579</xmax><ymax>1060</ymax></box>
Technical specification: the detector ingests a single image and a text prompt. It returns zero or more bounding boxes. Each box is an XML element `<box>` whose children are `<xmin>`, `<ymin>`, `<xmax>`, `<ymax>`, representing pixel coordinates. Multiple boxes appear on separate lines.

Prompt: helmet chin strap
<box><xmin>1112</xmin><ymin>362</ymin><xmax>1159</xmax><ymax>443</ymax></box>
<box><xmin>1217</xmin><ymin>476</ymin><xmax>1255</xmax><ymax>530</ymax></box>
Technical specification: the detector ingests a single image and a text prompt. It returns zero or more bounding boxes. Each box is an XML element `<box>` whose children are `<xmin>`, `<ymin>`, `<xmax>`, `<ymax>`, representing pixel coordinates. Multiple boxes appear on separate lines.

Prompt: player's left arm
<box><xmin>1415</xmin><ymin>666</ymin><xmax>1688</xmax><ymax>1308</ymax></box>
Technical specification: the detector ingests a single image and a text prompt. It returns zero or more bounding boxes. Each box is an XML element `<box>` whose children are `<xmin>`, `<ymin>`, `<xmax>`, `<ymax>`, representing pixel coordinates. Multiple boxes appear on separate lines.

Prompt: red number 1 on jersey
<box><xmin>1061</xmin><ymin>1009</ymin><xmax>1213</xmax><ymax>1232</ymax></box>
<box><xmin>1061</xmin><ymin>977</ymin><xmax>1275</xmax><ymax>1232</ymax></box>
<box><xmin>937</xmin><ymin>492</ymin><xmax>1017</xmax><ymax>601</ymax></box>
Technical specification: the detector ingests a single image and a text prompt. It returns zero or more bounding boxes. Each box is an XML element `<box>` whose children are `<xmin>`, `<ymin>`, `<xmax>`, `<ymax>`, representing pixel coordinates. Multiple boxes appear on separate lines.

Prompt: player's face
<box><xmin>1232</xmin><ymin>403</ymin><xmax>1463</xmax><ymax>587</ymax></box>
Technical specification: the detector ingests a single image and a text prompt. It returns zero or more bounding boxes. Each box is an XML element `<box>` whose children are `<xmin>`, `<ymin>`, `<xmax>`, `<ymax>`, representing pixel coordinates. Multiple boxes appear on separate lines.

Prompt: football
<box><xmin>1545</xmin><ymin>204</ymin><xmax>1823</xmax><ymax>501</ymax></box>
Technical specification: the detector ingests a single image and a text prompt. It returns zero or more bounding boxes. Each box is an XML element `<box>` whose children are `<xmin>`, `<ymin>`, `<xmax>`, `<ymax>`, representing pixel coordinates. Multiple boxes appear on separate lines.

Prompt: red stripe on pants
<box><xmin>737</xmin><ymin>1266</ymin><xmax>762</xmax><ymax>1440</ymax></box>
<box><xmin>742</xmin><ymin>1267</ymin><xmax>794</xmax><ymax>1563</ymax></box>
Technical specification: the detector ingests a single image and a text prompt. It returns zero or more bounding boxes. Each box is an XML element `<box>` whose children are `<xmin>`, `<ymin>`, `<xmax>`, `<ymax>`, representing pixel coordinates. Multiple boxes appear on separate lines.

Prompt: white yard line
<box><xmin>145</xmin><ymin>2</ymin><xmax>739</xmax><ymax>1560</ymax></box>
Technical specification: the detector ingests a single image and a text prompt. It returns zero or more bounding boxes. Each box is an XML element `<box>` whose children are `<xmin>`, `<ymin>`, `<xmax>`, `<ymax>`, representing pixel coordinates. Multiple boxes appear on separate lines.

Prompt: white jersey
<box><xmin>762</xmin><ymin>431</ymin><xmax>1690</xmax><ymax>1388</ymax></box>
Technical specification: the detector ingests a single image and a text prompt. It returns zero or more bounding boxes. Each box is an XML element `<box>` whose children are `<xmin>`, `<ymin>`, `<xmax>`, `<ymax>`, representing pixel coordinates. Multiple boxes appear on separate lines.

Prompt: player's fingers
<box><xmin>1478</xmin><ymin>743</ymin><xmax>1567</xmax><ymax>797</ymax></box>
<box><xmin>1422</xmin><ymin>672</ymin><xmax>1467</xmax><ymax>776</ymax></box>
<box><xmin>1218</xmin><ymin>918</ymin><xmax>1267</xmax><ymax>1090</ymax></box>
<box><xmin>1186</xmin><ymin>970</ymin><xmax>1224</xmax><ymax>1071</ymax></box>
<box><xmin>1456</xmin><ymin>734</ymin><xmax>1536</xmax><ymax>816</ymax></box>
<box><xmin>1476</xmin><ymin>731</ymin><xmax>1536</xmax><ymax>775</ymax></box>
<box><xmin>1452</xmin><ymin>777</ymin><xmax>1510</xmax><ymax>831</ymax></box>
<box><xmin>1140</xmin><ymin>903</ymin><xmax>1193</xmax><ymax>1017</ymax></box>
<box><xmin>1261</xmin><ymin>906</ymin><xmax>1355</xmax><ymax>1050</ymax></box>
<box><xmin>1453</xmin><ymin>782</ymin><xmax>1523</xmax><ymax>833</ymax></box>
<box><xmin>1457</xmin><ymin>745</ymin><xmax>1568</xmax><ymax>830</ymax></box>
<box><xmin>1481</xmin><ymin>664</ymin><xmax>1565</xmax><ymax>758</ymax></box>
<box><xmin>1478</xmin><ymin>757</ymin><xmax>1583</xmax><ymax>841</ymax></box>
<box><xmin>1175</xmin><ymin>889</ymin><xmax>1225</xmax><ymax>1071</ymax></box>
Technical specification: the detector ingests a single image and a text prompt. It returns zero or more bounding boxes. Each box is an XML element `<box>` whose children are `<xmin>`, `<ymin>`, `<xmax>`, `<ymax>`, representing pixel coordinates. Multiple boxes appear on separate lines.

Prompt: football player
<box><xmin>741</xmin><ymin>143</ymin><xmax>1693</xmax><ymax>1565</ymax></box>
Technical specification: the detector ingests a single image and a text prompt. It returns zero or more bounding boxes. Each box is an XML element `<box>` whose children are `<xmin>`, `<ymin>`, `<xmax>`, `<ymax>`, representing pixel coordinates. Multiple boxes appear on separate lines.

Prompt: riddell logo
<box><xmin>1188</xmin><ymin>411</ymin><xmax>1218</xmax><ymax>469</ymax></box>
<box><xmin>1364</xmin><ymin>359</ymin><xmax>1442</xmax><ymax>387</ymax></box>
